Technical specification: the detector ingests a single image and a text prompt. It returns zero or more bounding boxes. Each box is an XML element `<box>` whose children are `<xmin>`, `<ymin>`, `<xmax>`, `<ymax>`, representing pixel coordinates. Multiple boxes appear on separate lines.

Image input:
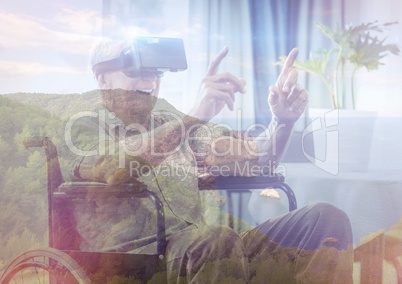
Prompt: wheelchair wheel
<box><xmin>0</xmin><ymin>248</ymin><xmax>90</xmax><ymax>284</ymax></box>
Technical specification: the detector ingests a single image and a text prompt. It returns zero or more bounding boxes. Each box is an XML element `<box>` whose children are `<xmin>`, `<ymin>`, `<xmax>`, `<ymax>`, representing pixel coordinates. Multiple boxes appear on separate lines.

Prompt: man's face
<box><xmin>99</xmin><ymin>70</ymin><xmax>161</xmax><ymax>124</ymax></box>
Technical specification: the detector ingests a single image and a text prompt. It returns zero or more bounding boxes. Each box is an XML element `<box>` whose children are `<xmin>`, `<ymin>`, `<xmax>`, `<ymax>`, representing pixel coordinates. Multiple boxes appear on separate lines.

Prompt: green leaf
<box><xmin>348</xmin><ymin>27</ymin><xmax>400</xmax><ymax>71</ymax></box>
<box><xmin>276</xmin><ymin>49</ymin><xmax>334</xmax><ymax>77</ymax></box>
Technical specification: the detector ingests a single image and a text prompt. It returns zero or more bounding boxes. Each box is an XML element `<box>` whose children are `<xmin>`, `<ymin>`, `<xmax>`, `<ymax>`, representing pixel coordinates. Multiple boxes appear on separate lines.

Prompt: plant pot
<box><xmin>303</xmin><ymin>108</ymin><xmax>377</xmax><ymax>173</ymax></box>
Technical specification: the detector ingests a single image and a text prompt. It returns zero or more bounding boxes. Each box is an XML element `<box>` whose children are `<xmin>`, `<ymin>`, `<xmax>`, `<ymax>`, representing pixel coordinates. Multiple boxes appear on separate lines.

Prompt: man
<box><xmin>67</xmin><ymin>38</ymin><xmax>353</xmax><ymax>283</ymax></box>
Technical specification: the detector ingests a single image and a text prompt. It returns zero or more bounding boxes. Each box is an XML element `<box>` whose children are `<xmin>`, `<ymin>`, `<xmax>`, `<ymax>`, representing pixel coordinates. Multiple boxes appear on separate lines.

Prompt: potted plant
<box><xmin>278</xmin><ymin>21</ymin><xmax>400</xmax><ymax>172</ymax></box>
<box><xmin>278</xmin><ymin>21</ymin><xmax>400</xmax><ymax>109</ymax></box>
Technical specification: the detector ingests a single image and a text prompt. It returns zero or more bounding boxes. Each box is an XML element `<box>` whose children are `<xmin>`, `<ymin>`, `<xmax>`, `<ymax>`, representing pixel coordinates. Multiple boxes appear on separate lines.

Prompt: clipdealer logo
<box><xmin>64</xmin><ymin>108</ymin><xmax>340</xmax><ymax>175</ymax></box>
<box><xmin>302</xmin><ymin>109</ymin><xmax>339</xmax><ymax>175</ymax></box>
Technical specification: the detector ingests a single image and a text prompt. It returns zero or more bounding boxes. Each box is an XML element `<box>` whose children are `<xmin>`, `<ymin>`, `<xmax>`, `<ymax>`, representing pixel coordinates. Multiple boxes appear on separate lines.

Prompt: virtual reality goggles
<box><xmin>92</xmin><ymin>37</ymin><xmax>188</xmax><ymax>78</ymax></box>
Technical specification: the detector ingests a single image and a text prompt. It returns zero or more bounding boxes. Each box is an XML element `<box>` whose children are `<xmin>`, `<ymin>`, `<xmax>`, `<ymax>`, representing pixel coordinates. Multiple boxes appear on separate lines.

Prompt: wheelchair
<box><xmin>0</xmin><ymin>136</ymin><xmax>297</xmax><ymax>283</ymax></box>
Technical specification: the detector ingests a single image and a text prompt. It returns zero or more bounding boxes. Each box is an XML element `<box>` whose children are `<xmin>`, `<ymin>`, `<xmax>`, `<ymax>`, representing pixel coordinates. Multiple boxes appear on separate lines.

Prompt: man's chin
<box><xmin>126</xmin><ymin>94</ymin><xmax>158</xmax><ymax>107</ymax></box>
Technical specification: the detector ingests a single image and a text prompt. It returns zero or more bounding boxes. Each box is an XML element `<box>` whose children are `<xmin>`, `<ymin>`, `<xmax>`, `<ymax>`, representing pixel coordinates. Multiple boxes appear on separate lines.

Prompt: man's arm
<box><xmin>256</xmin><ymin>48</ymin><xmax>308</xmax><ymax>168</ymax></box>
<box><xmin>121</xmin><ymin>114</ymin><xmax>206</xmax><ymax>165</ymax></box>
<box><xmin>255</xmin><ymin>116</ymin><xmax>294</xmax><ymax>168</ymax></box>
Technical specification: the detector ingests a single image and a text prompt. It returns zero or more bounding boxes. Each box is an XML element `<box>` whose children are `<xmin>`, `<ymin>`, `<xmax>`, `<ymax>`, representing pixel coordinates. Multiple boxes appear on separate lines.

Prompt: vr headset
<box><xmin>92</xmin><ymin>37</ymin><xmax>188</xmax><ymax>78</ymax></box>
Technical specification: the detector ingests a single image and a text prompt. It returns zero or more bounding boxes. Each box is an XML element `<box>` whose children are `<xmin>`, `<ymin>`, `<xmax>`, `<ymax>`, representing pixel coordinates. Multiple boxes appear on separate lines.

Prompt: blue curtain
<box><xmin>249</xmin><ymin>0</ymin><xmax>299</xmax><ymax>125</ymax></box>
<box><xmin>249</xmin><ymin>0</ymin><xmax>345</xmax><ymax>125</ymax></box>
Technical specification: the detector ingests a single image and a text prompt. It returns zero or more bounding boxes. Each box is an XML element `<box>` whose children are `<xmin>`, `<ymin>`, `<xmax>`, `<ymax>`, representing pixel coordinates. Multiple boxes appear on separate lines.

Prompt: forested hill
<box><xmin>0</xmin><ymin>95</ymin><xmax>65</xmax><ymax>163</ymax></box>
<box><xmin>2</xmin><ymin>90</ymin><xmax>184</xmax><ymax>120</ymax></box>
<box><xmin>2</xmin><ymin>90</ymin><xmax>100</xmax><ymax>119</ymax></box>
<box><xmin>0</xmin><ymin>95</ymin><xmax>68</xmax><ymax>268</ymax></box>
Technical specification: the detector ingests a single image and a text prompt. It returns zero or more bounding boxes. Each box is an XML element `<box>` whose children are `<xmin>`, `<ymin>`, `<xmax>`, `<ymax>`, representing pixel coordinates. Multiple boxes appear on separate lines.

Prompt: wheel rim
<box><xmin>0</xmin><ymin>248</ymin><xmax>90</xmax><ymax>284</ymax></box>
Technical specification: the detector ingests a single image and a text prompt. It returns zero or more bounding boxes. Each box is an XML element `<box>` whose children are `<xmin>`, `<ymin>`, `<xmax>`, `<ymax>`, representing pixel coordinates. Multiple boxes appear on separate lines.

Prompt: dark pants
<box><xmin>165</xmin><ymin>202</ymin><xmax>353</xmax><ymax>283</ymax></box>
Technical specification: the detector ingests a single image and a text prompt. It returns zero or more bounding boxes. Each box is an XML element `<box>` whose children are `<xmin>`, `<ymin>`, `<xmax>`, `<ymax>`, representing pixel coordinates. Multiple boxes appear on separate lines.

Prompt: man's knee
<box><xmin>307</xmin><ymin>202</ymin><xmax>353</xmax><ymax>248</ymax></box>
<box><xmin>308</xmin><ymin>202</ymin><xmax>350</xmax><ymax>225</ymax></box>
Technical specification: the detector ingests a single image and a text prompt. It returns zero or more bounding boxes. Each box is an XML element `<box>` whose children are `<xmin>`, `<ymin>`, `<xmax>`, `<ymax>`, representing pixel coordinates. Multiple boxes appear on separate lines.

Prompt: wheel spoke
<box><xmin>34</xmin><ymin>265</ymin><xmax>41</xmax><ymax>283</ymax></box>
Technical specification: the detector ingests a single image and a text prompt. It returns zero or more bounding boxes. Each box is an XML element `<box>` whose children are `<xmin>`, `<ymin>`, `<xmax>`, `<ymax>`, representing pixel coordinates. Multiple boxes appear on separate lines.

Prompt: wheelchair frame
<box><xmin>0</xmin><ymin>136</ymin><xmax>297</xmax><ymax>283</ymax></box>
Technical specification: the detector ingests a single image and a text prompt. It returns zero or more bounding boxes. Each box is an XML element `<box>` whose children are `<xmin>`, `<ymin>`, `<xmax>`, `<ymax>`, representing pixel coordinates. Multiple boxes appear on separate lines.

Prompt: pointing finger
<box><xmin>276</xmin><ymin>47</ymin><xmax>299</xmax><ymax>87</ymax></box>
<box><xmin>207</xmin><ymin>46</ymin><xmax>229</xmax><ymax>76</ymax></box>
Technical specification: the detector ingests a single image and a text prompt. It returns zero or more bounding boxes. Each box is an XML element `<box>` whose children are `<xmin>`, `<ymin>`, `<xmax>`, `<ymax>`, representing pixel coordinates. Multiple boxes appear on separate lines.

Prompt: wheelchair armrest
<box><xmin>54</xmin><ymin>182</ymin><xmax>167</xmax><ymax>256</ymax></box>
<box><xmin>198</xmin><ymin>174</ymin><xmax>297</xmax><ymax>211</ymax></box>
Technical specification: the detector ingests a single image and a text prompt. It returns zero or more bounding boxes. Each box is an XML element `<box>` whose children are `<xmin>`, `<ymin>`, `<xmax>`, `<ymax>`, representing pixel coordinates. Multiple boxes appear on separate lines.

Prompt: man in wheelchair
<box><xmin>64</xmin><ymin>38</ymin><xmax>353</xmax><ymax>283</ymax></box>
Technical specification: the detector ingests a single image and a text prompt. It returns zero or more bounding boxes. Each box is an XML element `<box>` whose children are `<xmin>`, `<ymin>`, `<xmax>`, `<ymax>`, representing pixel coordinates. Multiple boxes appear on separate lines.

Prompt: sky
<box><xmin>0</xmin><ymin>0</ymin><xmax>189</xmax><ymax>95</ymax></box>
<box><xmin>0</xmin><ymin>0</ymin><xmax>103</xmax><ymax>94</ymax></box>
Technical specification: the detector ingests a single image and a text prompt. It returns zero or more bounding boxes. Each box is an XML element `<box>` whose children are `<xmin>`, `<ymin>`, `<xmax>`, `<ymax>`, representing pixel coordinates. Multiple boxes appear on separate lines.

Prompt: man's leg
<box><xmin>165</xmin><ymin>224</ymin><xmax>249</xmax><ymax>283</ymax></box>
<box><xmin>241</xmin><ymin>202</ymin><xmax>353</xmax><ymax>284</ymax></box>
